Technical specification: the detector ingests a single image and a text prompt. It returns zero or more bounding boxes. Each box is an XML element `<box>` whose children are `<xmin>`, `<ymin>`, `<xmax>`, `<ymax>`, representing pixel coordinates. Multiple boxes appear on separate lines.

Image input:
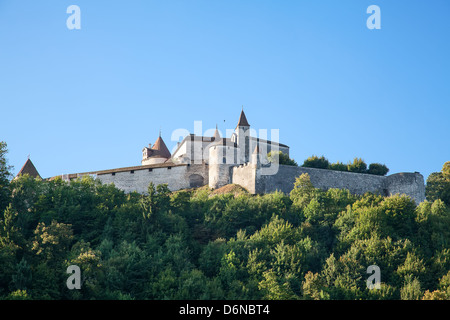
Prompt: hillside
<box><xmin>0</xmin><ymin>171</ymin><xmax>450</xmax><ymax>300</ymax></box>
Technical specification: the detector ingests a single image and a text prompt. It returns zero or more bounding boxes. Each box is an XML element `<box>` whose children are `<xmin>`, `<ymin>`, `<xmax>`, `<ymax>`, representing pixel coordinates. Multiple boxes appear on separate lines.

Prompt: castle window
<box><xmin>112</xmin><ymin>172</ymin><xmax>115</xmax><ymax>176</ymax></box>
<box><xmin>222</xmin><ymin>157</ymin><xmax>226</xmax><ymax>164</ymax></box>
<box><xmin>168</xmin><ymin>166</ymin><xmax>172</xmax><ymax>170</ymax></box>
<box><xmin>148</xmin><ymin>168</ymin><xmax>153</xmax><ymax>172</ymax></box>
<box><xmin>130</xmin><ymin>170</ymin><xmax>134</xmax><ymax>174</ymax></box>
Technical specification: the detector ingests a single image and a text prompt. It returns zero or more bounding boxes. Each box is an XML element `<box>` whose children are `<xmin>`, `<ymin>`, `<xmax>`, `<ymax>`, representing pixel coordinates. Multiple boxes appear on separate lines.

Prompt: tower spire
<box><xmin>213</xmin><ymin>124</ymin><xmax>221</xmax><ymax>140</ymax></box>
<box><xmin>236</xmin><ymin>108</ymin><xmax>250</xmax><ymax>129</ymax></box>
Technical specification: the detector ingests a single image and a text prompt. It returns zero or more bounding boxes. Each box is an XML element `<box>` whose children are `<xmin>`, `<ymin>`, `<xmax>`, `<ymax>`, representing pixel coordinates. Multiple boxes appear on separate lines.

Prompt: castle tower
<box><xmin>235</xmin><ymin>107</ymin><xmax>250</xmax><ymax>164</ymax></box>
<box><xmin>208</xmin><ymin>138</ymin><xmax>237</xmax><ymax>189</ymax></box>
<box><xmin>142</xmin><ymin>133</ymin><xmax>171</xmax><ymax>165</ymax></box>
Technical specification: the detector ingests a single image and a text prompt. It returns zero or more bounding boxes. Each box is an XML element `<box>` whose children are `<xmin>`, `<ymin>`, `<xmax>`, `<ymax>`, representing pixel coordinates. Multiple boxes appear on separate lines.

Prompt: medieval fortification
<box><xmin>20</xmin><ymin>109</ymin><xmax>425</xmax><ymax>203</ymax></box>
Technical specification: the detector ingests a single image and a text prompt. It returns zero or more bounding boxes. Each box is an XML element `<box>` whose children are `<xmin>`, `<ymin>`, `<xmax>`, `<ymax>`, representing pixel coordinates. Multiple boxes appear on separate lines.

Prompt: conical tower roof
<box><xmin>236</xmin><ymin>108</ymin><xmax>250</xmax><ymax>128</ymax></box>
<box><xmin>16</xmin><ymin>158</ymin><xmax>41</xmax><ymax>179</ymax></box>
<box><xmin>152</xmin><ymin>135</ymin><xmax>171</xmax><ymax>159</ymax></box>
<box><xmin>213</xmin><ymin>124</ymin><xmax>221</xmax><ymax>140</ymax></box>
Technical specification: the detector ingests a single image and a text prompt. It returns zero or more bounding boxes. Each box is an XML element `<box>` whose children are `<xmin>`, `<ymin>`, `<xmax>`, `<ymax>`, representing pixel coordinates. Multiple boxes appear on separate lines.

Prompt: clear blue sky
<box><xmin>1</xmin><ymin>0</ymin><xmax>449</xmax><ymax>181</ymax></box>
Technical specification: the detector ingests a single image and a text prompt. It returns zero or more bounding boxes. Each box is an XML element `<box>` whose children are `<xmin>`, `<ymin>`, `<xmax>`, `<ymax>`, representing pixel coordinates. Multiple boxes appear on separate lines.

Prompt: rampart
<box><xmin>245</xmin><ymin>165</ymin><xmax>425</xmax><ymax>203</ymax></box>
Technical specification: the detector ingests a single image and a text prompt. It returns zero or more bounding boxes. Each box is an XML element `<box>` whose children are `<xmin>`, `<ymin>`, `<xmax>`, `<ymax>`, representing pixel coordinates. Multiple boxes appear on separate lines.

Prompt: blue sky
<box><xmin>0</xmin><ymin>0</ymin><xmax>449</xmax><ymax>181</ymax></box>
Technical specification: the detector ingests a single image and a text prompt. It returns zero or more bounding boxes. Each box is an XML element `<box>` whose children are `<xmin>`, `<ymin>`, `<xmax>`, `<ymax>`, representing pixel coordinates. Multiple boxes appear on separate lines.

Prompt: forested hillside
<box><xmin>1</xmin><ymin>142</ymin><xmax>450</xmax><ymax>300</ymax></box>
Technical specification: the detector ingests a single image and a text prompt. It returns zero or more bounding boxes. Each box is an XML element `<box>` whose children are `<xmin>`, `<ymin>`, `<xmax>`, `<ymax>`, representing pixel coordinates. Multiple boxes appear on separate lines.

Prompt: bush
<box><xmin>329</xmin><ymin>162</ymin><xmax>347</xmax><ymax>172</ymax></box>
<box><xmin>302</xmin><ymin>155</ymin><xmax>329</xmax><ymax>169</ymax></box>
<box><xmin>368</xmin><ymin>163</ymin><xmax>389</xmax><ymax>176</ymax></box>
<box><xmin>347</xmin><ymin>158</ymin><xmax>367</xmax><ymax>173</ymax></box>
<box><xmin>267</xmin><ymin>151</ymin><xmax>298</xmax><ymax>166</ymax></box>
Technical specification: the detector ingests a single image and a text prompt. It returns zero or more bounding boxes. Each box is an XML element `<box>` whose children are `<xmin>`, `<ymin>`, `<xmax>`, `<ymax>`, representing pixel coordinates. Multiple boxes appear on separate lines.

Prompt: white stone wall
<box><xmin>172</xmin><ymin>136</ymin><xmax>216</xmax><ymax>164</ymax></box>
<box><xmin>96</xmin><ymin>165</ymin><xmax>190</xmax><ymax>193</ymax></box>
<box><xmin>95</xmin><ymin>163</ymin><xmax>209</xmax><ymax>194</ymax></box>
<box><xmin>232</xmin><ymin>163</ymin><xmax>256</xmax><ymax>193</ymax></box>
<box><xmin>209</xmin><ymin>145</ymin><xmax>237</xmax><ymax>189</ymax></box>
<box><xmin>141</xmin><ymin>157</ymin><xmax>167</xmax><ymax>166</ymax></box>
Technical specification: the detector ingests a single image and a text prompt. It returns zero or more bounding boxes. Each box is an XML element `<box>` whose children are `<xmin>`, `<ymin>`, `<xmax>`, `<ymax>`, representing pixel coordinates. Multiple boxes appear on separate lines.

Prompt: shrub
<box><xmin>368</xmin><ymin>163</ymin><xmax>389</xmax><ymax>176</ymax></box>
<box><xmin>267</xmin><ymin>151</ymin><xmax>298</xmax><ymax>166</ymax></box>
<box><xmin>347</xmin><ymin>158</ymin><xmax>367</xmax><ymax>173</ymax></box>
<box><xmin>329</xmin><ymin>162</ymin><xmax>348</xmax><ymax>172</ymax></box>
<box><xmin>302</xmin><ymin>155</ymin><xmax>329</xmax><ymax>169</ymax></box>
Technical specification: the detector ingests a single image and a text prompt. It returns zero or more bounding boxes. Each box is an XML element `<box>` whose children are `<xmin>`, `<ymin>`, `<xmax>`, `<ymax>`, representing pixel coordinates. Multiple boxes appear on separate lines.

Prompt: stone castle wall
<box><xmin>96</xmin><ymin>163</ymin><xmax>208</xmax><ymax>194</ymax></box>
<box><xmin>232</xmin><ymin>163</ymin><xmax>256</xmax><ymax>193</ymax></box>
<box><xmin>89</xmin><ymin>161</ymin><xmax>425</xmax><ymax>204</ymax></box>
<box><xmin>253</xmin><ymin>165</ymin><xmax>425</xmax><ymax>203</ymax></box>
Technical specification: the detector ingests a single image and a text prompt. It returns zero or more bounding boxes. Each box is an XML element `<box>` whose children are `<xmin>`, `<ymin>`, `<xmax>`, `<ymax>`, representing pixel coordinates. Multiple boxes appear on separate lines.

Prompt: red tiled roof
<box><xmin>151</xmin><ymin>136</ymin><xmax>171</xmax><ymax>159</ymax></box>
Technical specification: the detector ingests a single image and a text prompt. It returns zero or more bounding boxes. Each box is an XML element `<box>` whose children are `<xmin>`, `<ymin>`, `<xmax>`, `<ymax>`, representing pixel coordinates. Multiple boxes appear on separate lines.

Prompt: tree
<box><xmin>258</xmin><ymin>269</ymin><xmax>298</xmax><ymax>300</ymax></box>
<box><xmin>400</xmin><ymin>275</ymin><xmax>422</xmax><ymax>300</ymax></box>
<box><xmin>442</xmin><ymin>161</ymin><xmax>450</xmax><ymax>179</ymax></box>
<box><xmin>329</xmin><ymin>161</ymin><xmax>347</xmax><ymax>172</ymax></box>
<box><xmin>347</xmin><ymin>158</ymin><xmax>367</xmax><ymax>173</ymax></box>
<box><xmin>290</xmin><ymin>173</ymin><xmax>316</xmax><ymax>210</ymax></box>
<box><xmin>140</xmin><ymin>182</ymin><xmax>171</xmax><ymax>220</ymax></box>
<box><xmin>426</xmin><ymin>162</ymin><xmax>450</xmax><ymax>206</ymax></box>
<box><xmin>31</xmin><ymin>220</ymin><xmax>74</xmax><ymax>263</ymax></box>
<box><xmin>367</xmin><ymin>163</ymin><xmax>389</xmax><ymax>176</ymax></box>
<box><xmin>11</xmin><ymin>258</ymin><xmax>32</xmax><ymax>292</ymax></box>
<box><xmin>302</xmin><ymin>155</ymin><xmax>329</xmax><ymax>169</ymax></box>
<box><xmin>0</xmin><ymin>141</ymin><xmax>12</xmax><ymax>212</ymax></box>
<box><xmin>267</xmin><ymin>151</ymin><xmax>298</xmax><ymax>166</ymax></box>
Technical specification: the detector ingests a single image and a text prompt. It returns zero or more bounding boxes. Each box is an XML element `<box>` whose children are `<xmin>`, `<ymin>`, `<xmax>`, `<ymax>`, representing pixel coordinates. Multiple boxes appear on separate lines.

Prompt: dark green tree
<box><xmin>267</xmin><ymin>151</ymin><xmax>298</xmax><ymax>166</ymax></box>
<box><xmin>426</xmin><ymin>162</ymin><xmax>450</xmax><ymax>206</ymax></box>
<box><xmin>302</xmin><ymin>155</ymin><xmax>329</xmax><ymax>169</ymax></box>
<box><xmin>367</xmin><ymin>163</ymin><xmax>389</xmax><ymax>176</ymax></box>
<box><xmin>0</xmin><ymin>141</ymin><xmax>12</xmax><ymax>212</ymax></box>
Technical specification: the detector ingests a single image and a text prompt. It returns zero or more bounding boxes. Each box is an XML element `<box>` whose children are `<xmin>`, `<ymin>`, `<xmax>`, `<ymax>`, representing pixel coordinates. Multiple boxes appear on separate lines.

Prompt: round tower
<box><xmin>208</xmin><ymin>138</ymin><xmax>237</xmax><ymax>189</ymax></box>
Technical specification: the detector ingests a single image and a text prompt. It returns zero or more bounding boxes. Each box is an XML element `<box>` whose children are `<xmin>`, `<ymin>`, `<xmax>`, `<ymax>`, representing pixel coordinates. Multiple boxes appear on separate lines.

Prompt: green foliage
<box><xmin>267</xmin><ymin>151</ymin><xmax>298</xmax><ymax>166</ymax></box>
<box><xmin>0</xmin><ymin>141</ymin><xmax>12</xmax><ymax>212</ymax></box>
<box><xmin>0</xmin><ymin>155</ymin><xmax>449</xmax><ymax>300</ymax></box>
<box><xmin>302</xmin><ymin>155</ymin><xmax>329</xmax><ymax>169</ymax></box>
<box><xmin>329</xmin><ymin>161</ymin><xmax>347</xmax><ymax>172</ymax></box>
<box><xmin>347</xmin><ymin>157</ymin><xmax>367</xmax><ymax>173</ymax></box>
<box><xmin>367</xmin><ymin>163</ymin><xmax>389</xmax><ymax>176</ymax></box>
<box><xmin>426</xmin><ymin>162</ymin><xmax>450</xmax><ymax>206</ymax></box>
<box><xmin>301</xmin><ymin>154</ymin><xmax>389</xmax><ymax>176</ymax></box>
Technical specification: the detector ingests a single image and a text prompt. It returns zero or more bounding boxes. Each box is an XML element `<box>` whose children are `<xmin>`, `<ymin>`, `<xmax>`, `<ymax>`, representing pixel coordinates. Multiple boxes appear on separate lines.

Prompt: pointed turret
<box><xmin>235</xmin><ymin>107</ymin><xmax>251</xmax><ymax>163</ymax></box>
<box><xmin>152</xmin><ymin>136</ymin><xmax>171</xmax><ymax>159</ymax></box>
<box><xmin>213</xmin><ymin>124</ymin><xmax>221</xmax><ymax>141</ymax></box>
<box><xmin>236</xmin><ymin>107</ymin><xmax>250</xmax><ymax>129</ymax></box>
<box><xmin>16</xmin><ymin>158</ymin><xmax>41</xmax><ymax>179</ymax></box>
<box><xmin>142</xmin><ymin>134</ymin><xmax>172</xmax><ymax>165</ymax></box>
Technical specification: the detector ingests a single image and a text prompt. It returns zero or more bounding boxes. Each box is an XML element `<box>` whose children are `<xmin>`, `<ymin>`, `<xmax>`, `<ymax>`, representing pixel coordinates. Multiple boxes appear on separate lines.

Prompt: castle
<box><xmin>19</xmin><ymin>109</ymin><xmax>426</xmax><ymax>203</ymax></box>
